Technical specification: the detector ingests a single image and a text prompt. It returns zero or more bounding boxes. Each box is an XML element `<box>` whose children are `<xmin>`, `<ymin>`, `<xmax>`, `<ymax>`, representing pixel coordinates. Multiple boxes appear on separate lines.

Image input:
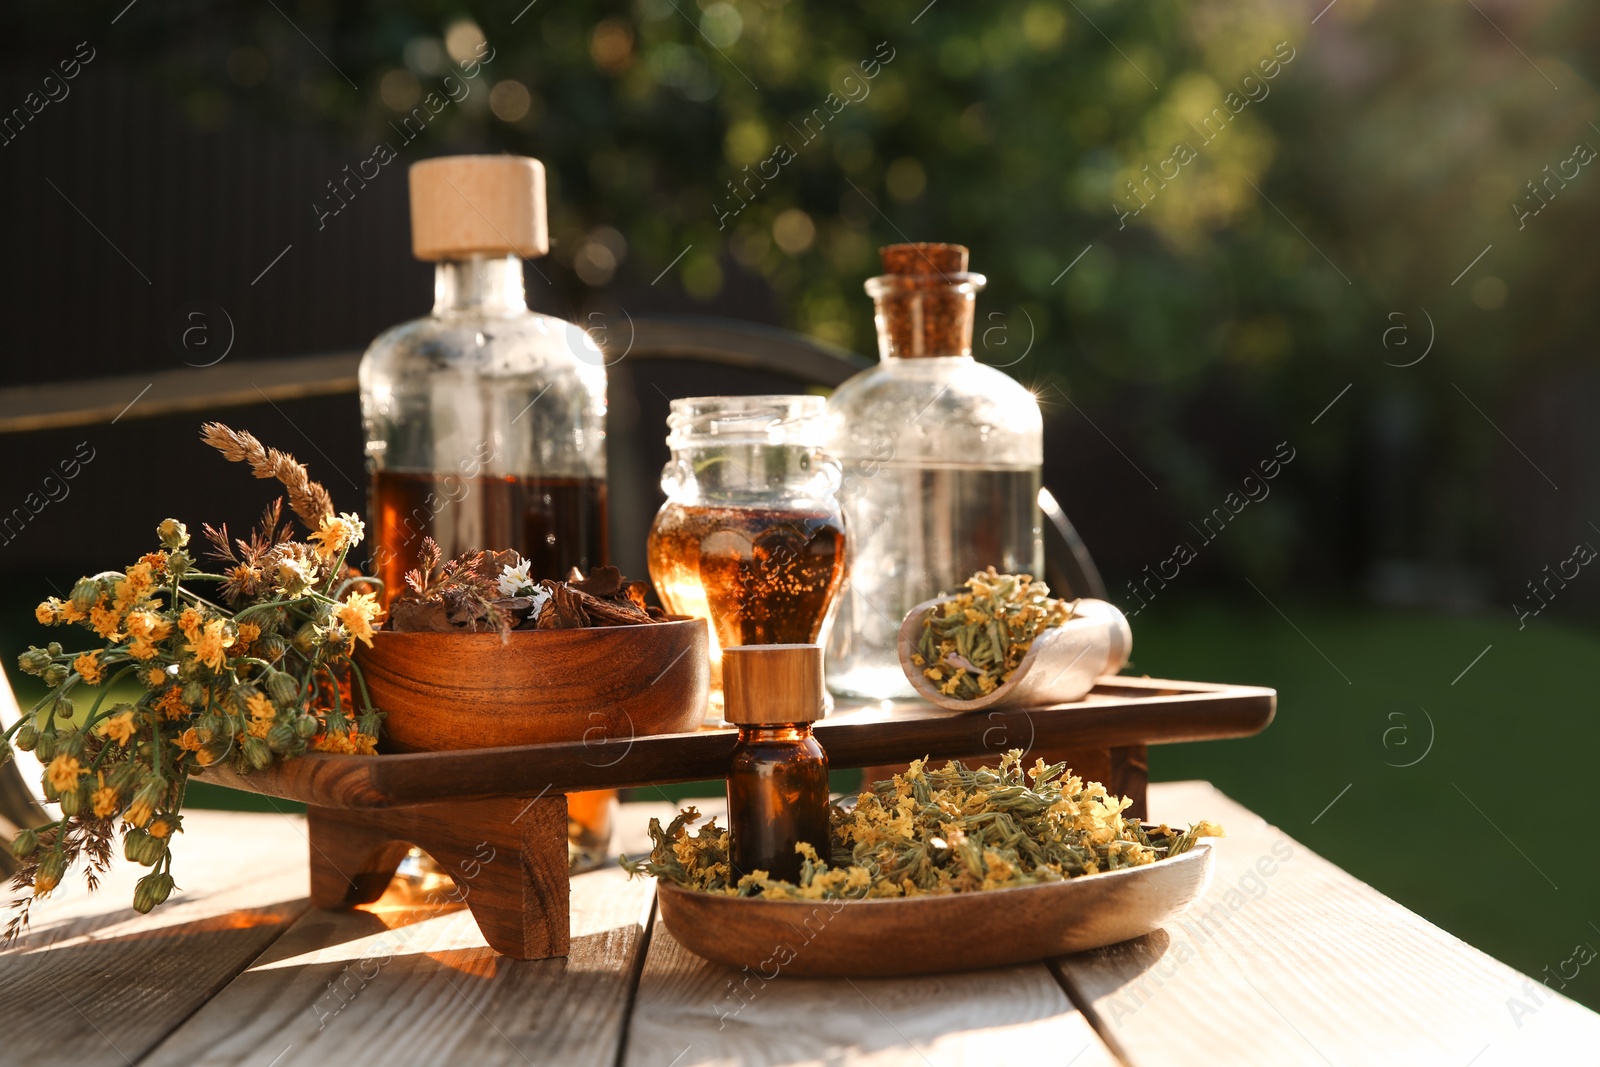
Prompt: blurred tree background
<box><xmin>4</xmin><ymin>0</ymin><xmax>1600</xmax><ymax>1010</ymax></box>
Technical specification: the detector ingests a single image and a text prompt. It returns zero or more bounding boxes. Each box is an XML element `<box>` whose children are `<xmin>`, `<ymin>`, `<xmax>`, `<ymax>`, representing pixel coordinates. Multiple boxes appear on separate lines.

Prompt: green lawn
<box><xmin>1130</xmin><ymin>601</ymin><xmax>1600</xmax><ymax>1012</ymax></box>
<box><xmin>7</xmin><ymin>598</ymin><xmax>1594</xmax><ymax>1009</ymax></box>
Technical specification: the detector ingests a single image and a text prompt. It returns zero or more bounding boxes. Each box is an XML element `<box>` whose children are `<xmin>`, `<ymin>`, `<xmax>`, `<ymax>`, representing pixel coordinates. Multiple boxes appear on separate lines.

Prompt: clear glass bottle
<box><xmin>359</xmin><ymin>155</ymin><xmax>608</xmax><ymax>606</ymax></box>
<box><xmin>722</xmin><ymin>644</ymin><xmax>831</xmax><ymax>883</ymax></box>
<box><xmin>647</xmin><ymin>396</ymin><xmax>847</xmax><ymax>718</ymax></box>
<box><xmin>826</xmin><ymin>243</ymin><xmax>1043</xmax><ymax>699</ymax></box>
<box><xmin>359</xmin><ymin>155</ymin><xmax>613</xmax><ymax>870</ymax></box>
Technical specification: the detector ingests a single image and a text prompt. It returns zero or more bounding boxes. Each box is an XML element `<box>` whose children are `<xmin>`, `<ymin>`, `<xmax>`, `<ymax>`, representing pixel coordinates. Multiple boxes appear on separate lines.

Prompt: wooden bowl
<box><xmin>656</xmin><ymin>843</ymin><xmax>1212</xmax><ymax>977</ymax></box>
<box><xmin>896</xmin><ymin>596</ymin><xmax>1133</xmax><ymax>712</ymax></box>
<box><xmin>356</xmin><ymin>616</ymin><xmax>710</xmax><ymax>752</ymax></box>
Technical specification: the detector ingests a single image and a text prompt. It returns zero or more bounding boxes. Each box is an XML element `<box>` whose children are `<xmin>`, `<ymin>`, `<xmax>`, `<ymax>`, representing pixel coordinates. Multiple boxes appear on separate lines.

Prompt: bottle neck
<box><xmin>433</xmin><ymin>254</ymin><xmax>528</xmax><ymax>317</ymax></box>
<box><xmin>735</xmin><ymin>723</ymin><xmax>813</xmax><ymax>742</ymax></box>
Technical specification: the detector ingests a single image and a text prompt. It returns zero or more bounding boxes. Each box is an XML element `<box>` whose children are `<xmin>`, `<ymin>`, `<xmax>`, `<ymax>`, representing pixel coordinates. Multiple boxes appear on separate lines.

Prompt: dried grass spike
<box><xmin>200</xmin><ymin>422</ymin><xmax>335</xmax><ymax>529</ymax></box>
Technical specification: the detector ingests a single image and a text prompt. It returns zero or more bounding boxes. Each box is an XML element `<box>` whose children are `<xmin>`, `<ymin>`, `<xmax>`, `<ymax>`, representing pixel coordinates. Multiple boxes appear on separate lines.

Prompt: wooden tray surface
<box><xmin>206</xmin><ymin>675</ymin><xmax>1273</xmax><ymax>810</ymax></box>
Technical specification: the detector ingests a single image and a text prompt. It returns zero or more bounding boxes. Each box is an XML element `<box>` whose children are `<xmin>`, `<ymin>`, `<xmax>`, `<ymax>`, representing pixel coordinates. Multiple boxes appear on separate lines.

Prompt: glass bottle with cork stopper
<box><xmin>358</xmin><ymin>154</ymin><xmax>614</xmax><ymax>870</ymax></box>
<box><xmin>359</xmin><ymin>154</ymin><xmax>609</xmax><ymax>606</ymax></box>
<box><xmin>722</xmin><ymin>644</ymin><xmax>832</xmax><ymax>883</ymax></box>
<box><xmin>825</xmin><ymin>242</ymin><xmax>1044</xmax><ymax>699</ymax></box>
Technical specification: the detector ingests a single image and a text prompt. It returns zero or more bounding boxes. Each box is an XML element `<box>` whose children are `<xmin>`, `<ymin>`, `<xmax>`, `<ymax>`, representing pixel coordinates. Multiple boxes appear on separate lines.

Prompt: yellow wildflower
<box><xmin>178</xmin><ymin>607</ymin><xmax>204</xmax><ymax>641</ymax></box>
<box><xmin>59</xmin><ymin>599</ymin><xmax>86</xmax><ymax>624</ymax></box>
<box><xmin>155</xmin><ymin>688</ymin><xmax>191</xmax><ymax>721</ymax></box>
<box><xmin>113</xmin><ymin>562</ymin><xmax>156</xmax><ymax>612</ymax></box>
<box><xmin>149</xmin><ymin>816</ymin><xmax>176</xmax><ymax>839</ymax></box>
<box><xmin>35</xmin><ymin>598</ymin><xmax>62</xmax><ymax>625</ymax></box>
<box><xmin>336</xmin><ymin>592</ymin><xmax>380</xmax><ymax>649</ymax></box>
<box><xmin>247</xmin><ymin>717</ymin><xmax>272</xmax><ymax>739</ymax></box>
<box><xmin>73</xmin><ymin>651</ymin><xmax>105</xmax><ymax>685</ymax></box>
<box><xmin>126</xmin><ymin>797</ymin><xmax>155</xmax><ymax>828</ymax></box>
<box><xmin>89</xmin><ymin>600</ymin><xmax>123</xmax><ymax>640</ymax></box>
<box><xmin>310</xmin><ymin>512</ymin><xmax>365</xmax><ymax>561</ymax></box>
<box><xmin>246</xmin><ymin>691</ymin><xmax>276</xmax><ymax>721</ymax></box>
<box><xmin>174</xmin><ymin>727</ymin><xmax>207</xmax><ymax>752</ymax></box>
<box><xmin>92</xmin><ymin>784</ymin><xmax>120</xmax><ymax>818</ymax></box>
<box><xmin>124</xmin><ymin>609</ymin><xmax>173</xmax><ymax>642</ymax></box>
<box><xmin>127</xmin><ymin>637</ymin><xmax>160</xmax><ymax>661</ymax></box>
<box><xmin>143</xmin><ymin>666</ymin><xmax>168</xmax><ymax>688</ymax></box>
<box><xmin>236</xmin><ymin>622</ymin><xmax>262</xmax><ymax>648</ymax></box>
<box><xmin>102</xmin><ymin>711</ymin><xmax>137</xmax><ymax>746</ymax></box>
<box><xmin>185</xmin><ymin>619</ymin><xmax>234</xmax><ymax>671</ymax></box>
<box><xmin>46</xmin><ymin>755</ymin><xmax>84</xmax><ymax>792</ymax></box>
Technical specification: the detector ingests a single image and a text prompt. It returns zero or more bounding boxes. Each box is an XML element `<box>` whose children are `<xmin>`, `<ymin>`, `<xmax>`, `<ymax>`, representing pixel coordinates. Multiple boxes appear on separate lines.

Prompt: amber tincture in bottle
<box><xmin>723</xmin><ymin>644</ymin><xmax>832</xmax><ymax>883</ymax></box>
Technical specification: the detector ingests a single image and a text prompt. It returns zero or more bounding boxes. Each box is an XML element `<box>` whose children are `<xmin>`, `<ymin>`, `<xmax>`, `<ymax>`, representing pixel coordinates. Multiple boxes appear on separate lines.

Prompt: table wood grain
<box><xmin>1054</xmin><ymin>781</ymin><xmax>1600</xmax><ymax>1066</ymax></box>
<box><xmin>0</xmin><ymin>809</ymin><xmax>312</xmax><ymax>1067</ymax></box>
<box><xmin>6</xmin><ymin>784</ymin><xmax>1595</xmax><ymax>1066</ymax></box>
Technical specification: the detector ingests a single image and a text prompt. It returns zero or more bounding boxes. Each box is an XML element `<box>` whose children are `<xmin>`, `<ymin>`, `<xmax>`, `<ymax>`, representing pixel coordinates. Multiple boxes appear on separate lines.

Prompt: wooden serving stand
<box><xmin>208</xmin><ymin>676</ymin><xmax>1274</xmax><ymax>960</ymax></box>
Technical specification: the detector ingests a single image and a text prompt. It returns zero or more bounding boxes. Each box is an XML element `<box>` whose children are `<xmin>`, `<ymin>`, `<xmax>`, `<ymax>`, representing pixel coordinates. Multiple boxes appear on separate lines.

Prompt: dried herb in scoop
<box><xmin>911</xmin><ymin>568</ymin><xmax>1077</xmax><ymax>700</ymax></box>
<box><xmin>622</xmin><ymin>750</ymin><xmax>1223</xmax><ymax>900</ymax></box>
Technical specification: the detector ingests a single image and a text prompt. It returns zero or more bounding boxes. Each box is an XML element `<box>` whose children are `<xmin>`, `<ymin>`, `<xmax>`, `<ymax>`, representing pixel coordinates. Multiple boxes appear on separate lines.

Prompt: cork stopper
<box><xmin>880</xmin><ymin>242</ymin><xmax>968</xmax><ymax>276</ymax></box>
<box><xmin>722</xmin><ymin>644</ymin><xmax>826</xmax><ymax>725</ymax></box>
<box><xmin>408</xmin><ymin>155</ymin><xmax>549</xmax><ymax>261</ymax></box>
<box><xmin>866</xmin><ymin>242</ymin><xmax>986</xmax><ymax>359</ymax></box>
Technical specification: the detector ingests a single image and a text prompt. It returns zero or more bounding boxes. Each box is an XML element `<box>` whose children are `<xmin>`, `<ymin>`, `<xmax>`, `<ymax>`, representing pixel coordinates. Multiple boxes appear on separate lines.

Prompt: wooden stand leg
<box><xmin>306</xmin><ymin>794</ymin><xmax>571</xmax><ymax>960</ymax></box>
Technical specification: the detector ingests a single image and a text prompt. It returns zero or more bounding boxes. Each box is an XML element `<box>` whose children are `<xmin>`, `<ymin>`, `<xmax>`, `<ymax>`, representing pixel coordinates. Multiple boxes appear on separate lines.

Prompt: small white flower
<box><xmin>498</xmin><ymin>560</ymin><xmax>534</xmax><ymax>597</ymax></box>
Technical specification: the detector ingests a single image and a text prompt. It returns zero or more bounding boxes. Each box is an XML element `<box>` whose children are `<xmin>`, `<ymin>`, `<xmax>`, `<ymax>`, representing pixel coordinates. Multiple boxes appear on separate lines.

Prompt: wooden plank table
<box><xmin>3</xmin><ymin>783</ymin><xmax>1594</xmax><ymax>1066</ymax></box>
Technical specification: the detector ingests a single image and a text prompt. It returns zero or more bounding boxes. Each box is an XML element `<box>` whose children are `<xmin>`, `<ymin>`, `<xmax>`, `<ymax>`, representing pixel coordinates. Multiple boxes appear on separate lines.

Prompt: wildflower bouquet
<box><xmin>2</xmin><ymin>423</ymin><xmax>383</xmax><ymax>937</ymax></box>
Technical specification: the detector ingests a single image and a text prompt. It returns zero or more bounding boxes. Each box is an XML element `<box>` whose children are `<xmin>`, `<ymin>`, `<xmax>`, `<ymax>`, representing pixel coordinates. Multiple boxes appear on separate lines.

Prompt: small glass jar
<box><xmin>647</xmin><ymin>396</ymin><xmax>848</xmax><ymax>719</ymax></box>
<box><xmin>722</xmin><ymin>644</ymin><xmax>831</xmax><ymax>883</ymax></box>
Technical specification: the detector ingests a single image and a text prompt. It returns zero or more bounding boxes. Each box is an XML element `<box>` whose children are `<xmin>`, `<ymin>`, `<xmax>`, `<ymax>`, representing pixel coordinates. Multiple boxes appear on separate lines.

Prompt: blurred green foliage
<box><xmin>9</xmin><ymin>0</ymin><xmax>1600</xmax><ymax>588</ymax></box>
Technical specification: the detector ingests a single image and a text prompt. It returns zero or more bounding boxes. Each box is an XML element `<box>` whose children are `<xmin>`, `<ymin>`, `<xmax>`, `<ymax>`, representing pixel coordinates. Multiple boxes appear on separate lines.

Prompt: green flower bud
<box><xmin>264</xmin><ymin>670</ymin><xmax>300</xmax><ymax>708</ymax></box>
<box><xmin>242</xmin><ymin>735</ymin><xmax>273</xmax><ymax>771</ymax></box>
<box><xmin>46</xmin><ymin>642</ymin><xmax>62</xmax><ymax>657</ymax></box>
<box><xmin>33</xmin><ymin>731</ymin><xmax>57</xmax><ymax>762</ymax></box>
<box><xmin>54</xmin><ymin>697</ymin><xmax>75</xmax><ymax>721</ymax></box>
<box><xmin>133</xmin><ymin>871</ymin><xmax>174</xmax><ymax>913</ymax></box>
<box><xmin>41</xmin><ymin>664</ymin><xmax>68</xmax><ymax>687</ymax></box>
<box><xmin>123</xmin><ymin>828</ymin><xmax>150</xmax><ymax>862</ymax></box>
<box><xmin>58</xmin><ymin>731</ymin><xmax>85</xmax><ymax>757</ymax></box>
<box><xmin>110</xmin><ymin>762</ymin><xmax>144</xmax><ymax>792</ymax></box>
<box><xmin>17</xmin><ymin>648</ymin><xmax>52</xmax><ymax>675</ymax></box>
<box><xmin>157</xmin><ymin>518</ymin><xmax>188</xmax><ymax>549</ymax></box>
<box><xmin>167</xmin><ymin>549</ymin><xmax>192</xmax><ymax>577</ymax></box>
<box><xmin>293</xmin><ymin>715</ymin><xmax>319</xmax><ymax>739</ymax></box>
<box><xmin>11</xmin><ymin>828</ymin><xmax>38</xmax><ymax>859</ymax></box>
<box><xmin>58</xmin><ymin>785</ymin><xmax>83</xmax><ymax>816</ymax></box>
<box><xmin>34</xmin><ymin>850</ymin><xmax>66</xmax><ymax>895</ymax></box>
<box><xmin>292</xmin><ymin>623</ymin><xmax>319</xmax><ymax>655</ymax></box>
<box><xmin>70</xmin><ymin>579</ymin><xmax>99</xmax><ymax>612</ymax></box>
<box><xmin>182</xmin><ymin>682</ymin><xmax>205</xmax><ymax>705</ymax></box>
<box><xmin>15</xmin><ymin>724</ymin><xmax>38</xmax><ymax>752</ymax></box>
<box><xmin>256</xmin><ymin>633</ymin><xmax>289</xmax><ymax>662</ymax></box>
<box><xmin>266</xmin><ymin>722</ymin><xmax>296</xmax><ymax>754</ymax></box>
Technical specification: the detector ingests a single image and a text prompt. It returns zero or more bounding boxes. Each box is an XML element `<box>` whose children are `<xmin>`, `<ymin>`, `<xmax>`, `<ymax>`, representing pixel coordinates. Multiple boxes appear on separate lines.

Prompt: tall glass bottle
<box><xmin>359</xmin><ymin>155</ymin><xmax>613</xmax><ymax>869</ymax></box>
<box><xmin>826</xmin><ymin>243</ymin><xmax>1043</xmax><ymax>699</ymax></box>
<box><xmin>359</xmin><ymin>155</ymin><xmax>608</xmax><ymax>606</ymax></box>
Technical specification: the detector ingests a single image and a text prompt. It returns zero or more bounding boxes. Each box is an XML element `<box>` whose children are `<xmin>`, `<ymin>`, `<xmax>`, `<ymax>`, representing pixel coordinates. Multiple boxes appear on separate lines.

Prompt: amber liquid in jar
<box><xmin>647</xmin><ymin>505</ymin><xmax>847</xmax><ymax>651</ymax></box>
<box><xmin>370</xmin><ymin>471</ymin><xmax>609</xmax><ymax>607</ymax></box>
<box><xmin>727</xmin><ymin>725</ymin><xmax>832</xmax><ymax>882</ymax></box>
<box><xmin>370</xmin><ymin>469</ymin><xmax>613</xmax><ymax>871</ymax></box>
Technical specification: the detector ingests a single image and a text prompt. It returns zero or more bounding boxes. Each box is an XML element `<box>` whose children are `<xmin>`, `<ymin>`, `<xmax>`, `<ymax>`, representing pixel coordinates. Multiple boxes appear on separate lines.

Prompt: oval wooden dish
<box><xmin>356</xmin><ymin>616</ymin><xmax>710</xmax><ymax>752</ymax></box>
<box><xmin>655</xmin><ymin>843</ymin><xmax>1213</xmax><ymax>978</ymax></box>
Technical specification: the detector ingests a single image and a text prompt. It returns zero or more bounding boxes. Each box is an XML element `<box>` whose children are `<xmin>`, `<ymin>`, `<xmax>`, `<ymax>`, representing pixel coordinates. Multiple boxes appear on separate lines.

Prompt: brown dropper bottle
<box><xmin>722</xmin><ymin>644</ymin><xmax>832</xmax><ymax>883</ymax></box>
